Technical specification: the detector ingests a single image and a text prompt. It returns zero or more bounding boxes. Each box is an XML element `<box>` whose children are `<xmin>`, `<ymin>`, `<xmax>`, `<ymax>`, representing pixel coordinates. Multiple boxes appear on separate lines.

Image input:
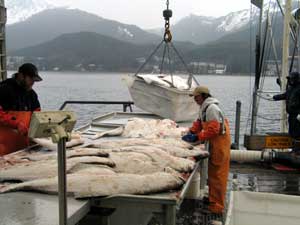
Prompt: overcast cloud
<box><xmin>49</xmin><ymin>0</ymin><xmax>250</xmax><ymax>29</ymax></box>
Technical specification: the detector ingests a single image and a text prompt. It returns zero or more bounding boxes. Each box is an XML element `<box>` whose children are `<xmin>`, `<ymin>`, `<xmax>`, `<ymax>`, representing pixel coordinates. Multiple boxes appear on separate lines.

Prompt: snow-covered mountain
<box><xmin>5</xmin><ymin>0</ymin><xmax>68</xmax><ymax>24</ymax></box>
<box><xmin>168</xmin><ymin>9</ymin><xmax>254</xmax><ymax>45</ymax></box>
<box><xmin>168</xmin><ymin>0</ymin><xmax>283</xmax><ymax>44</ymax></box>
<box><xmin>217</xmin><ymin>0</ymin><xmax>281</xmax><ymax>32</ymax></box>
<box><xmin>217</xmin><ymin>9</ymin><xmax>251</xmax><ymax>32</ymax></box>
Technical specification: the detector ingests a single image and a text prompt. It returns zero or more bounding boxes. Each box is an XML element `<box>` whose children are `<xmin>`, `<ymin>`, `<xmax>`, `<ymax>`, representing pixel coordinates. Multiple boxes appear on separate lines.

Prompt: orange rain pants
<box><xmin>191</xmin><ymin>119</ymin><xmax>231</xmax><ymax>214</ymax></box>
<box><xmin>0</xmin><ymin>111</ymin><xmax>32</xmax><ymax>156</ymax></box>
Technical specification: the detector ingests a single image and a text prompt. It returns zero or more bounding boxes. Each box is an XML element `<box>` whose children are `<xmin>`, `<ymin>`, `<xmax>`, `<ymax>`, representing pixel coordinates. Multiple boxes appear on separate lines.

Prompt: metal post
<box><xmin>281</xmin><ymin>0</ymin><xmax>291</xmax><ymax>133</ymax></box>
<box><xmin>0</xmin><ymin>0</ymin><xmax>7</xmax><ymax>82</ymax></box>
<box><xmin>250</xmin><ymin>0</ymin><xmax>264</xmax><ymax>135</ymax></box>
<box><xmin>200</xmin><ymin>142</ymin><xmax>209</xmax><ymax>197</ymax></box>
<box><xmin>234</xmin><ymin>101</ymin><xmax>241</xmax><ymax>149</ymax></box>
<box><xmin>58</xmin><ymin>138</ymin><xmax>67</xmax><ymax>225</ymax></box>
<box><xmin>165</xmin><ymin>205</ymin><xmax>176</xmax><ymax>225</ymax></box>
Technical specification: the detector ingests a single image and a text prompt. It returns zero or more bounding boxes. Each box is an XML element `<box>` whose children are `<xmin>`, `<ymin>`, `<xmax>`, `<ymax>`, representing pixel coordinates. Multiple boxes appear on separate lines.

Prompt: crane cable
<box><xmin>134</xmin><ymin>0</ymin><xmax>198</xmax><ymax>87</ymax></box>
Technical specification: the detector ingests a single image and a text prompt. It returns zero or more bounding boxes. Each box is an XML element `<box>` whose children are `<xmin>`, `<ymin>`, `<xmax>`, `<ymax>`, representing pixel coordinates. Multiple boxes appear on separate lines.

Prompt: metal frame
<box><xmin>0</xmin><ymin>192</ymin><xmax>90</xmax><ymax>225</ymax></box>
<box><xmin>90</xmin><ymin>163</ymin><xmax>202</xmax><ymax>225</ymax></box>
<box><xmin>59</xmin><ymin>101</ymin><xmax>134</xmax><ymax>112</ymax></box>
<box><xmin>0</xmin><ymin>0</ymin><xmax>6</xmax><ymax>82</ymax></box>
<box><xmin>91</xmin><ymin>111</ymin><xmax>162</xmax><ymax>126</ymax></box>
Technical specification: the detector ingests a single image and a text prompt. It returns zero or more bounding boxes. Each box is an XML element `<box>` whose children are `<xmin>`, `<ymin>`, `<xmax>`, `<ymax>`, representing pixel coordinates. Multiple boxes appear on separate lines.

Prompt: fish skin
<box><xmin>117</xmin><ymin>146</ymin><xmax>195</xmax><ymax>172</ymax></box>
<box><xmin>68</xmin><ymin>164</ymin><xmax>116</xmax><ymax>175</ymax></box>
<box><xmin>109</xmin><ymin>152</ymin><xmax>179</xmax><ymax>175</ymax></box>
<box><xmin>89</xmin><ymin>126</ymin><xmax>124</xmax><ymax>140</ymax></box>
<box><xmin>91</xmin><ymin>140</ymin><xmax>203</xmax><ymax>158</ymax></box>
<box><xmin>142</xmin><ymin>143</ymin><xmax>209</xmax><ymax>158</ymax></box>
<box><xmin>0</xmin><ymin>156</ymin><xmax>115</xmax><ymax>182</ymax></box>
<box><xmin>33</xmin><ymin>138</ymin><xmax>85</xmax><ymax>151</ymax></box>
<box><xmin>21</xmin><ymin>148</ymin><xmax>109</xmax><ymax>161</ymax></box>
<box><xmin>76</xmin><ymin>146</ymin><xmax>195</xmax><ymax>172</ymax></box>
<box><xmin>0</xmin><ymin>172</ymin><xmax>184</xmax><ymax>198</ymax></box>
<box><xmin>91</xmin><ymin>138</ymin><xmax>194</xmax><ymax>151</ymax></box>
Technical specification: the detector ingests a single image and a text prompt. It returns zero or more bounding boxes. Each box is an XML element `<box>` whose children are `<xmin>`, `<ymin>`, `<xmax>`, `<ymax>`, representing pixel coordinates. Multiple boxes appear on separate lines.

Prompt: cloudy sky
<box><xmin>50</xmin><ymin>0</ymin><xmax>251</xmax><ymax>29</ymax></box>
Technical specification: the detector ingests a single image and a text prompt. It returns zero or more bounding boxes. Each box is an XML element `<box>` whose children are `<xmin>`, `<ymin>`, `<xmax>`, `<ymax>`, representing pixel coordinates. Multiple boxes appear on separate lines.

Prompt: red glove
<box><xmin>17</xmin><ymin>122</ymin><xmax>28</xmax><ymax>136</ymax></box>
<box><xmin>190</xmin><ymin>119</ymin><xmax>202</xmax><ymax>133</ymax></box>
<box><xmin>198</xmin><ymin>120</ymin><xmax>221</xmax><ymax>141</ymax></box>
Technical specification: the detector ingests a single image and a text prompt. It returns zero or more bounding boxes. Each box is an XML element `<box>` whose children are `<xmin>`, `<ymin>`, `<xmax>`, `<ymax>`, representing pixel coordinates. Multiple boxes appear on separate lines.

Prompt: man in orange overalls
<box><xmin>182</xmin><ymin>86</ymin><xmax>231</xmax><ymax>217</ymax></box>
<box><xmin>0</xmin><ymin>63</ymin><xmax>42</xmax><ymax>155</ymax></box>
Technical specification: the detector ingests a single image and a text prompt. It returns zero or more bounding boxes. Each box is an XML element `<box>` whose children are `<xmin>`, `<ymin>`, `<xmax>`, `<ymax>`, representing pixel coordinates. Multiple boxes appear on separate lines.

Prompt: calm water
<box><xmin>8</xmin><ymin>71</ymin><xmax>283</xmax><ymax>142</ymax></box>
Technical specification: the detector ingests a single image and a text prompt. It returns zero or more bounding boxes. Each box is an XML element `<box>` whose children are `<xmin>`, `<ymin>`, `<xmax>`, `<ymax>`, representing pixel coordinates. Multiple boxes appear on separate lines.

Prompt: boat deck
<box><xmin>1</xmin><ymin>111</ymin><xmax>299</xmax><ymax>225</ymax></box>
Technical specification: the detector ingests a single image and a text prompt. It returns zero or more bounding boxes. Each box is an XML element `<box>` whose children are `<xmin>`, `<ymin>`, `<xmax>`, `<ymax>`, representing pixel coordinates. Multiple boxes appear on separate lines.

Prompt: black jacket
<box><xmin>273</xmin><ymin>85</ymin><xmax>300</xmax><ymax>115</ymax></box>
<box><xmin>273</xmin><ymin>84</ymin><xmax>300</xmax><ymax>138</ymax></box>
<box><xmin>0</xmin><ymin>78</ymin><xmax>40</xmax><ymax>111</ymax></box>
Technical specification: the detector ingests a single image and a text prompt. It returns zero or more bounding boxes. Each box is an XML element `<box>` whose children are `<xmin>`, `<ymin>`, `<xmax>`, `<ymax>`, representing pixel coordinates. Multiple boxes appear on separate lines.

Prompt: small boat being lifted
<box><xmin>124</xmin><ymin>74</ymin><xmax>198</xmax><ymax>122</ymax></box>
<box><xmin>124</xmin><ymin>0</ymin><xmax>199</xmax><ymax>122</ymax></box>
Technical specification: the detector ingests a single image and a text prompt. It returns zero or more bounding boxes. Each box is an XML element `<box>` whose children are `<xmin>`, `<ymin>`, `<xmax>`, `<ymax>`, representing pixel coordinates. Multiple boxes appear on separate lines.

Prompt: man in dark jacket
<box><xmin>0</xmin><ymin>63</ymin><xmax>42</xmax><ymax>155</ymax></box>
<box><xmin>273</xmin><ymin>72</ymin><xmax>300</xmax><ymax>154</ymax></box>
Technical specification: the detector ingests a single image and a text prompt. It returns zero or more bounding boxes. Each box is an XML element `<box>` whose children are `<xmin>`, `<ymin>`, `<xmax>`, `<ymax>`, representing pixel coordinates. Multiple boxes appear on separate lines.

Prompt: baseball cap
<box><xmin>189</xmin><ymin>86</ymin><xmax>210</xmax><ymax>97</ymax></box>
<box><xmin>18</xmin><ymin>63</ymin><xmax>42</xmax><ymax>82</ymax></box>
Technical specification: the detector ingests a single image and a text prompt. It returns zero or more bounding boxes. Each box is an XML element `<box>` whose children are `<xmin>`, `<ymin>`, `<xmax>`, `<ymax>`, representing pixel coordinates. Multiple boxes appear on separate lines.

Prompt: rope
<box><xmin>256</xmin><ymin>114</ymin><xmax>285</xmax><ymax>121</ymax></box>
<box><xmin>160</xmin><ymin>43</ymin><xmax>167</xmax><ymax>74</ymax></box>
<box><xmin>170</xmin><ymin>42</ymin><xmax>198</xmax><ymax>86</ymax></box>
<box><xmin>166</xmin><ymin>43</ymin><xmax>175</xmax><ymax>86</ymax></box>
<box><xmin>134</xmin><ymin>40</ymin><xmax>164</xmax><ymax>76</ymax></box>
<box><xmin>133</xmin><ymin>0</ymin><xmax>198</xmax><ymax>86</ymax></box>
<box><xmin>256</xmin><ymin>93</ymin><xmax>275</xmax><ymax>101</ymax></box>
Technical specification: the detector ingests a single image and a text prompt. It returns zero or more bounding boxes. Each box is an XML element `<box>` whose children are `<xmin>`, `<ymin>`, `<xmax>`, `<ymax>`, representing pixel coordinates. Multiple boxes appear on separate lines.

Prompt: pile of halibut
<box><xmin>0</xmin><ymin>118</ymin><xmax>208</xmax><ymax>199</ymax></box>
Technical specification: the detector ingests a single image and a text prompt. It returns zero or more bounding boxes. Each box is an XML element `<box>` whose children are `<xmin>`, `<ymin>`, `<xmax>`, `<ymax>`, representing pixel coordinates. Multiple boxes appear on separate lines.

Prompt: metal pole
<box><xmin>250</xmin><ymin>0</ymin><xmax>264</xmax><ymax>135</ymax></box>
<box><xmin>200</xmin><ymin>142</ymin><xmax>209</xmax><ymax>197</ymax></box>
<box><xmin>234</xmin><ymin>101</ymin><xmax>241</xmax><ymax>148</ymax></box>
<box><xmin>281</xmin><ymin>0</ymin><xmax>291</xmax><ymax>133</ymax></box>
<box><xmin>58</xmin><ymin>138</ymin><xmax>67</xmax><ymax>225</ymax></box>
<box><xmin>250</xmin><ymin>92</ymin><xmax>258</xmax><ymax>135</ymax></box>
<box><xmin>0</xmin><ymin>0</ymin><xmax>7</xmax><ymax>81</ymax></box>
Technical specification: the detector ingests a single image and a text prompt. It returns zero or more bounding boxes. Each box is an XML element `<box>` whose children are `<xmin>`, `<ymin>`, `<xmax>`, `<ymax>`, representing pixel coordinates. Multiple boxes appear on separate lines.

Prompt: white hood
<box><xmin>199</xmin><ymin>97</ymin><xmax>223</xmax><ymax>122</ymax></box>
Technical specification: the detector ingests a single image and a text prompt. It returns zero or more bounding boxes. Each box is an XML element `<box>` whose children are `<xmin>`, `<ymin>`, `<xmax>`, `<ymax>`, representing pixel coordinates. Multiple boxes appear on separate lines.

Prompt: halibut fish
<box><xmin>32</xmin><ymin>138</ymin><xmax>85</xmax><ymax>151</ymax></box>
<box><xmin>117</xmin><ymin>146</ymin><xmax>195</xmax><ymax>172</ymax></box>
<box><xmin>91</xmin><ymin>138</ymin><xmax>194</xmax><ymax>150</ymax></box>
<box><xmin>0</xmin><ymin>156</ymin><xmax>115</xmax><ymax>182</ymax></box>
<box><xmin>22</xmin><ymin>148</ymin><xmax>109</xmax><ymax>161</ymax></box>
<box><xmin>67</xmin><ymin>146</ymin><xmax>195</xmax><ymax>172</ymax></box>
<box><xmin>68</xmin><ymin>164</ymin><xmax>116</xmax><ymax>175</ymax></box>
<box><xmin>0</xmin><ymin>172</ymin><xmax>184</xmax><ymax>198</ymax></box>
<box><xmin>108</xmin><ymin>152</ymin><xmax>178</xmax><ymax>174</ymax></box>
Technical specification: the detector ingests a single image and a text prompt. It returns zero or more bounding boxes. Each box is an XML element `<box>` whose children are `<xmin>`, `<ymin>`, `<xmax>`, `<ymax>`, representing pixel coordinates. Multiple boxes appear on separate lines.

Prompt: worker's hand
<box><xmin>17</xmin><ymin>122</ymin><xmax>28</xmax><ymax>136</ymax></box>
<box><xmin>297</xmin><ymin>114</ymin><xmax>300</xmax><ymax>122</ymax></box>
<box><xmin>182</xmin><ymin>133</ymin><xmax>198</xmax><ymax>143</ymax></box>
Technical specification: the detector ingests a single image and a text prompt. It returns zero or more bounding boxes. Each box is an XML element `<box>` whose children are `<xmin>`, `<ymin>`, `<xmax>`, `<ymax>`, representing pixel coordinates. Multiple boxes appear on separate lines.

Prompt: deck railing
<box><xmin>59</xmin><ymin>100</ymin><xmax>134</xmax><ymax>112</ymax></box>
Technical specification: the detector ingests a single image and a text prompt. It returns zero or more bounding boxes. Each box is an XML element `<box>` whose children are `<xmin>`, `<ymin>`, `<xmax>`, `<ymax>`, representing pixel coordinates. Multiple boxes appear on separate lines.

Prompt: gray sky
<box><xmin>51</xmin><ymin>0</ymin><xmax>251</xmax><ymax>29</ymax></box>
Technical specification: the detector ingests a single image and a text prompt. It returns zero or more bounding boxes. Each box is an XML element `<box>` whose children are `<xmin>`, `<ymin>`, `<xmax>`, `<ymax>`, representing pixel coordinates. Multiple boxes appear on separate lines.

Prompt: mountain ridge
<box><xmin>6</xmin><ymin>8</ymin><xmax>161</xmax><ymax>51</ymax></box>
